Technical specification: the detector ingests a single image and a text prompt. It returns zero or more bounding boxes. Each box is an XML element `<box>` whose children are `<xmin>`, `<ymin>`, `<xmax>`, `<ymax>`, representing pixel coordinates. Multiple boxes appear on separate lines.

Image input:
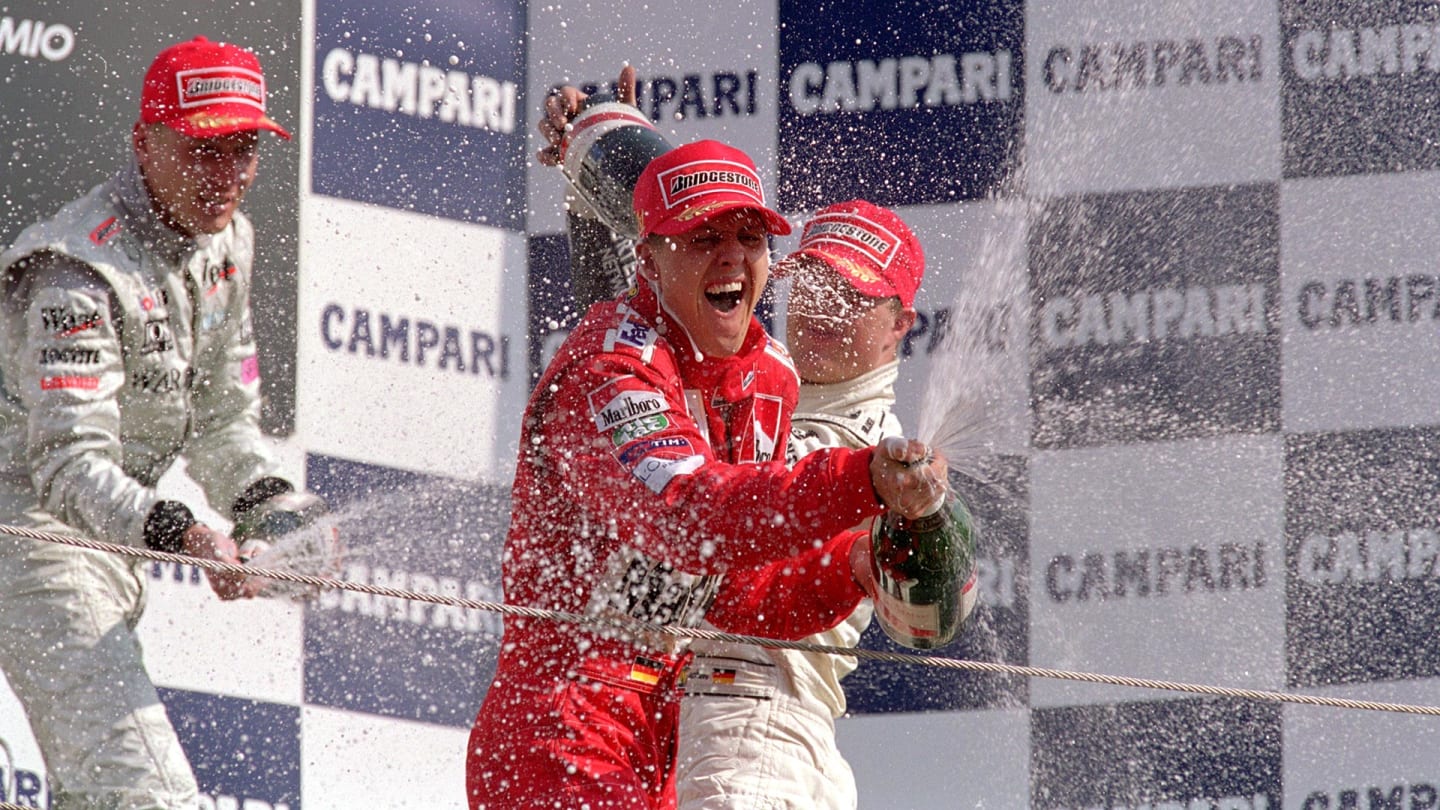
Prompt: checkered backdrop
<box><xmin>4</xmin><ymin>0</ymin><xmax>1440</xmax><ymax>807</ymax></box>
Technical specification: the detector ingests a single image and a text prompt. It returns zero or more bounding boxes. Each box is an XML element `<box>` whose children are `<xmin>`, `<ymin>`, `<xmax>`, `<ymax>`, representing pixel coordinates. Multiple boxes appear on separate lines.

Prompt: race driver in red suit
<box><xmin>466</xmin><ymin>139</ymin><xmax>947</xmax><ymax>810</ymax></box>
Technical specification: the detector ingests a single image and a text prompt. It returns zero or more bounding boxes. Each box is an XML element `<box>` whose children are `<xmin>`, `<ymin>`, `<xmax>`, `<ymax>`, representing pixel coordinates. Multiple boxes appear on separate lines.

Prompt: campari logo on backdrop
<box><xmin>1284</xmin><ymin>426</ymin><xmax>1440</xmax><ymax>687</ymax></box>
<box><xmin>1281</xmin><ymin>1</ymin><xmax>1440</xmax><ymax>177</ymax></box>
<box><xmin>570</xmin><ymin>67</ymin><xmax>764</xmax><ymax>125</ymax></box>
<box><xmin>311</xmin><ymin>0</ymin><xmax>526</xmax><ymax>229</ymax></box>
<box><xmin>303</xmin><ymin>455</ymin><xmax>506</xmax><ymax>728</ymax></box>
<box><xmin>776</xmin><ymin>0</ymin><xmax>1023</xmax><ymax>210</ymax></box>
<box><xmin>1028</xmin><ymin>183</ymin><xmax>1281</xmax><ymax>450</ymax></box>
<box><xmin>161</xmin><ymin>689</ymin><xmax>300</xmax><ymax>810</ymax></box>
<box><xmin>1030</xmin><ymin>698</ymin><xmax>1281</xmax><ymax>809</ymax></box>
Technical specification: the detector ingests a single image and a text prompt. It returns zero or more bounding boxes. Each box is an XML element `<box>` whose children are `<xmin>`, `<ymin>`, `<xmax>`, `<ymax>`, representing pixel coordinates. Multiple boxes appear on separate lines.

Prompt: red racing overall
<box><xmin>466</xmin><ymin>282</ymin><xmax>882</xmax><ymax>809</ymax></box>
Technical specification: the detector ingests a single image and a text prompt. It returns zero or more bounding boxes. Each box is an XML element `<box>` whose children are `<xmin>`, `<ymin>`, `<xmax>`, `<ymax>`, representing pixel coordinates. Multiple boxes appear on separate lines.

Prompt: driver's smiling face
<box><xmin>638</xmin><ymin>208</ymin><xmax>772</xmax><ymax>358</ymax></box>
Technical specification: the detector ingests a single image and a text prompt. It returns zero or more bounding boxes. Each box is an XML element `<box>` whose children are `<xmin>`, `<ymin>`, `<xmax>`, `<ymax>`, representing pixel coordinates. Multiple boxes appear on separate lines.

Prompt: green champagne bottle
<box><xmin>869</xmin><ymin>494</ymin><xmax>979</xmax><ymax>650</ymax></box>
<box><xmin>560</xmin><ymin>92</ymin><xmax>673</xmax><ymax>240</ymax></box>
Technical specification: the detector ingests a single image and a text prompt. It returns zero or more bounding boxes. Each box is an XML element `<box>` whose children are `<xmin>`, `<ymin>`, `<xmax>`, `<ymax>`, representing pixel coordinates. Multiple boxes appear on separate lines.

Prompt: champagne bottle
<box><xmin>869</xmin><ymin>494</ymin><xmax>979</xmax><ymax>650</ymax></box>
<box><xmin>559</xmin><ymin>92</ymin><xmax>673</xmax><ymax>241</ymax></box>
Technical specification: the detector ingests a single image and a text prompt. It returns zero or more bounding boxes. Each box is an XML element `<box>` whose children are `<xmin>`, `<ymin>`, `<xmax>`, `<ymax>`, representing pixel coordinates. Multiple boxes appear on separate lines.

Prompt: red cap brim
<box><xmin>775</xmin><ymin>247</ymin><xmax>901</xmax><ymax>301</ymax></box>
<box><xmin>647</xmin><ymin>200</ymin><xmax>791</xmax><ymax>238</ymax></box>
<box><xmin>164</xmin><ymin>111</ymin><xmax>291</xmax><ymax>140</ymax></box>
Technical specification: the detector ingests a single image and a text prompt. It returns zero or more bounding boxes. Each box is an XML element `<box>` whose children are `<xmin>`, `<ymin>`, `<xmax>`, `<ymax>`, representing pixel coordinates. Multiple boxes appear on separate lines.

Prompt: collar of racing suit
<box><xmin>632</xmin><ymin>277</ymin><xmax>775</xmax><ymax>396</ymax></box>
<box><xmin>795</xmin><ymin>360</ymin><xmax>899</xmax><ymax>418</ymax></box>
<box><xmin>114</xmin><ymin>155</ymin><xmax>203</xmax><ymax>267</ymax></box>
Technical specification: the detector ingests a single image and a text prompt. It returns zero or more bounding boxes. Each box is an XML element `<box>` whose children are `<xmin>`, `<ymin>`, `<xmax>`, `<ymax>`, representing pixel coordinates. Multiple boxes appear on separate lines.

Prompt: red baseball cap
<box><xmin>633</xmin><ymin>140</ymin><xmax>790</xmax><ymax>240</ymax></box>
<box><xmin>140</xmin><ymin>36</ymin><xmax>290</xmax><ymax>140</ymax></box>
<box><xmin>776</xmin><ymin>200</ymin><xmax>925</xmax><ymax>307</ymax></box>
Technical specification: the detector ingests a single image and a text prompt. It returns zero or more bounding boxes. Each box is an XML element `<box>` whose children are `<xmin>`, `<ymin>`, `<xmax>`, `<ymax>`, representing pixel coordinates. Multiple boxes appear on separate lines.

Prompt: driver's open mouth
<box><xmin>705</xmin><ymin>280</ymin><xmax>744</xmax><ymax>312</ymax></box>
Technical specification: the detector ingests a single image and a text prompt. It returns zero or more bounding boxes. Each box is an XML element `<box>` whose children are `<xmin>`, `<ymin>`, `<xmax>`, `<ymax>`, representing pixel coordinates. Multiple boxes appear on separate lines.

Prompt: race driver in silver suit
<box><xmin>0</xmin><ymin>36</ymin><xmax>315</xmax><ymax>810</ymax></box>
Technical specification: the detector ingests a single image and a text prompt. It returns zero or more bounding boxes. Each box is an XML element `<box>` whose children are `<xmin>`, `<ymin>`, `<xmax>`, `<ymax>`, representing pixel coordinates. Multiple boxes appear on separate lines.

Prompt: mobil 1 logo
<box><xmin>1282</xmin><ymin>0</ymin><xmax>1440</xmax><ymax>177</ymax></box>
<box><xmin>1031</xmin><ymin>698</ymin><xmax>1281</xmax><ymax>810</ymax></box>
<box><xmin>1029</xmin><ymin>183</ymin><xmax>1280</xmax><ymax>450</ymax></box>
<box><xmin>1284</xmin><ymin>426</ymin><xmax>1440</xmax><ymax>687</ymax></box>
<box><xmin>777</xmin><ymin>0</ymin><xmax>1023</xmax><ymax>210</ymax></box>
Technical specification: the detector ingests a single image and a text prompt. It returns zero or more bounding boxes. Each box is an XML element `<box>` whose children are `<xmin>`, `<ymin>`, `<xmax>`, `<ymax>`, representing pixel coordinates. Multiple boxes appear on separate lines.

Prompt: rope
<box><xmin>4</xmin><ymin>523</ymin><xmax>1440</xmax><ymax>718</ymax></box>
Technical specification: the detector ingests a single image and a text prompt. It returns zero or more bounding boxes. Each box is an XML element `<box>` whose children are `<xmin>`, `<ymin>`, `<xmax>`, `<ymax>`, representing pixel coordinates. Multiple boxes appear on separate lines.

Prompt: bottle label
<box><xmin>874</xmin><ymin>591</ymin><xmax>943</xmax><ymax>640</ymax></box>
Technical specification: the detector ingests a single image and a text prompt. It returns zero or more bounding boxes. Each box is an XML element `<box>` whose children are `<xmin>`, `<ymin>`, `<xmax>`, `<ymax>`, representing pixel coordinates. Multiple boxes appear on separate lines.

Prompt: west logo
<box><xmin>41</xmin><ymin>306</ymin><xmax>101</xmax><ymax>337</ymax></box>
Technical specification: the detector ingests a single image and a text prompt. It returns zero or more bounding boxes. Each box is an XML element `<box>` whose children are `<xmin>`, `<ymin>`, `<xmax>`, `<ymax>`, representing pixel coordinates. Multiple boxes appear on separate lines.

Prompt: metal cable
<box><xmin>3</xmin><ymin>523</ymin><xmax>1439</xmax><ymax>717</ymax></box>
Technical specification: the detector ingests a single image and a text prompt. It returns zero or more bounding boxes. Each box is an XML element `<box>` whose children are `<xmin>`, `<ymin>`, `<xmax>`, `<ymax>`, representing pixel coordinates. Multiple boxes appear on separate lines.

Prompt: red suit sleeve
<box><xmin>706</xmin><ymin>528</ymin><xmax>867</xmax><ymax>640</ymax></box>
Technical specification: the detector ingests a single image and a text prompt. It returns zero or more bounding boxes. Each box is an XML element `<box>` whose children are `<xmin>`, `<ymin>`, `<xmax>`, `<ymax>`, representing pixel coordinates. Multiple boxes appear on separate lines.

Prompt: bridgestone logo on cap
<box><xmin>801</xmin><ymin>215</ymin><xmax>900</xmax><ymax>269</ymax></box>
<box><xmin>176</xmin><ymin>67</ymin><xmax>266</xmax><ymax>110</ymax></box>
<box><xmin>657</xmin><ymin>159</ymin><xmax>764</xmax><ymax>210</ymax></box>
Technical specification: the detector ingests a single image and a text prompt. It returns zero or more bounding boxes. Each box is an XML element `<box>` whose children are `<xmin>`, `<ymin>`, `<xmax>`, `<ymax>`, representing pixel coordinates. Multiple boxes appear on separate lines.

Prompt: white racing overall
<box><xmin>677</xmin><ymin>361</ymin><xmax>902</xmax><ymax>810</ymax></box>
<box><xmin>0</xmin><ymin>159</ymin><xmax>281</xmax><ymax>810</ymax></box>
